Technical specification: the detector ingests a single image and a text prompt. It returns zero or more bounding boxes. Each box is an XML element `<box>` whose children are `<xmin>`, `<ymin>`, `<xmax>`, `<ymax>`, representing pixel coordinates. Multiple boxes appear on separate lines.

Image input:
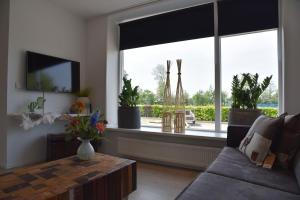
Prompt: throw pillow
<box><xmin>270</xmin><ymin>112</ymin><xmax>288</xmax><ymax>152</ymax></box>
<box><xmin>276</xmin><ymin>114</ymin><xmax>300</xmax><ymax>169</ymax></box>
<box><xmin>293</xmin><ymin>150</ymin><xmax>300</xmax><ymax>186</ymax></box>
<box><xmin>239</xmin><ymin>115</ymin><xmax>285</xmax><ymax>165</ymax></box>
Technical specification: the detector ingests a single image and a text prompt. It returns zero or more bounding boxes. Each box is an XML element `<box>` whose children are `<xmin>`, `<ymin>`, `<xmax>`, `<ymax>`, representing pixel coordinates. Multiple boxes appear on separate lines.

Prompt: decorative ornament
<box><xmin>20</xmin><ymin>113</ymin><xmax>60</xmax><ymax>130</ymax></box>
<box><xmin>162</xmin><ymin>60</ymin><xmax>172</xmax><ymax>132</ymax></box>
<box><xmin>174</xmin><ymin>59</ymin><xmax>185</xmax><ymax>133</ymax></box>
<box><xmin>27</xmin><ymin>96</ymin><xmax>46</xmax><ymax>113</ymax></box>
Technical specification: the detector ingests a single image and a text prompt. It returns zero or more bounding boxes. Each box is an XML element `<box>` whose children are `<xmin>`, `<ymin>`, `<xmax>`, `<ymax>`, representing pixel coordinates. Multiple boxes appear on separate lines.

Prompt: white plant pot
<box><xmin>77</xmin><ymin>139</ymin><xmax>95</xmax><ymax>160</ymax></box>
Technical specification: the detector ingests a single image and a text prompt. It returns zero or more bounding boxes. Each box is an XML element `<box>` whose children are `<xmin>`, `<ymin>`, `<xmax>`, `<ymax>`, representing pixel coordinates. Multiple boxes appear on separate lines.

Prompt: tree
<box><xmin>192</xmin><ymin>90</ymin><xmax>213</xmax><ymax>105</ymax></box>
<box><xmin>258</xmin><ymin>82</ymin><xmax>278</xmax><ymax>106</ymax></box>
<box><xmin>152</xmin><ymin>64</ymin><xmax>166</xmax><ymax>103</ymax></box>
<box><xmin>191</xmin><ymin>85</ymin><xmax>231</xmax><ymax>106</ymax></box>
<box><xmin>184</xmin><ymin>90</ymin><xmax>192</xmax><ymax>105</ymax></box>
<box><xmin>138</xmin><ymin>89</ymin><xmax>156</xmax><ymax>105</ymax></box>
<box><xmin>221</xmin><ymin>91</ymin><xmax>231</xmax><ymax>106</ymax></box>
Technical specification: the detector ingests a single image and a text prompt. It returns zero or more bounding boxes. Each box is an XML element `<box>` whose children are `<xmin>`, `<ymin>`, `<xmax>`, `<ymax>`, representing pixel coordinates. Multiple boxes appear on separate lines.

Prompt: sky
<box><xmin>123</xmin><ymin>30</ymin><xmax>278</xmax><ymax>97</ymax></box>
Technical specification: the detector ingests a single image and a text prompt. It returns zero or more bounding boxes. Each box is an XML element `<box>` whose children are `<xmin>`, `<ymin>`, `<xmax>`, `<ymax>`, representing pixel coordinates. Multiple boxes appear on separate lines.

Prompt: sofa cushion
<box><xmin>294</xmin><ymin>151</ymin><xmax>300</xmax><ymax>187</ymax></box>
<box><xmin>207</xmin><ymin>147</ymin><xmax>300</xmax><ymax>194</ymax></box>
<box><xmin>276</xmin><ymin>114</ymin><xmax>300</xmax><ymax>169</ymax></box>
<box><xmin>176</xmin><ymin>172</ymin><xmax>300</xmax><ymax>200</ymax></box>
<box><xmin>239</xmin><ymin>115</ymin><xmax>285</xmax><ymax>164</ymax></box>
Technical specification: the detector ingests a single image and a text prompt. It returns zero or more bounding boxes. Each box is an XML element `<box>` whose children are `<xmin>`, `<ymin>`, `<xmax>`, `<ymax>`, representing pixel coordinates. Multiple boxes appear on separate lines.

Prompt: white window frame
<box><xmin>118</xmin><ymin>0</ymin><xmax>283</xmax><ymax>133</ymax></box>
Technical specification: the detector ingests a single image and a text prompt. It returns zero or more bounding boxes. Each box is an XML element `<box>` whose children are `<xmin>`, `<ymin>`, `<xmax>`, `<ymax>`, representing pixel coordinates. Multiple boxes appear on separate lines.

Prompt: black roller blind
<box><xmin>119</xmin><ymin>3</ymin><xmax>214</xmax><ymax>50</ymax></box>
<box><xmin>218</xmin><ymin>0</ymin><xmax>279</xmax><ymax>36</ymax></box>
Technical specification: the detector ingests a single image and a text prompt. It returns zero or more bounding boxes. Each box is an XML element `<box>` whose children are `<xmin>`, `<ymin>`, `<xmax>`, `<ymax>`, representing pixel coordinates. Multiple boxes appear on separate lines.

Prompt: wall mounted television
<box><xmin>26</xmin><ymin>51</ymin><xmax>80</xmax><ymax>93</ymax></box>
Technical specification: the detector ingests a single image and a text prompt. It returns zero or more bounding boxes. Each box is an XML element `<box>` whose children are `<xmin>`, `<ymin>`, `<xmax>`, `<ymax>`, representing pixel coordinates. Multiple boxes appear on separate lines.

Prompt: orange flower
<box><xmin>96</xmin><ymin>122</ymin><xmax>106</xmax><ymax>134</ymax></box>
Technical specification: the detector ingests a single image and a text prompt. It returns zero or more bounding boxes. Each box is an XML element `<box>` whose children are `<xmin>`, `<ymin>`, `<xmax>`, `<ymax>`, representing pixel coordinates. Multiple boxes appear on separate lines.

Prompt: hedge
<box><xmin>138</xmin><ymin>105</ymin><xmax>278</xmax><ymax>122</ymax></box>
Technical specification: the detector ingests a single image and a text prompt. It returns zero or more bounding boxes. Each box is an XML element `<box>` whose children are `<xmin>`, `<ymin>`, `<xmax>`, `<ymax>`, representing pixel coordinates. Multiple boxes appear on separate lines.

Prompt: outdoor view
<box><xmin>123</xmin><ymin>30</ymin><xmax>279</xmax><ymax>131</ymax></box>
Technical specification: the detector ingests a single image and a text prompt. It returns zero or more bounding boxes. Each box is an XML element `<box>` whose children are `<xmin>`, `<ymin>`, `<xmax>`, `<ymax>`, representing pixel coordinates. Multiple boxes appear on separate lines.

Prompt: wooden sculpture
<box><xmin>162</xmin><ymin>60</ymin><xmax>173</xmax><ymax>132</ymax></box>
<box><xmin>174</xmin><ymin>59</ymin><xmax>185</xmax><ymax>133</ymax></box>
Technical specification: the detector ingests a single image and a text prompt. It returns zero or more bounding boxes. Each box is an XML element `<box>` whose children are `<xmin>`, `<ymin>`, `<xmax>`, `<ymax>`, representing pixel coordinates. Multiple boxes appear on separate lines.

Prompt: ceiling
<box><xmin>49</xmin><ymin>0</ymin><xmax>161</xmax><ymax>18</ymax></box>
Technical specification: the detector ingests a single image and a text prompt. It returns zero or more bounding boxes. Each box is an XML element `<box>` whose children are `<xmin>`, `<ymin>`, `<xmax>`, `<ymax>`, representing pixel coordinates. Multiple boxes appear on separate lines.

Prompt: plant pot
<box><xmin>118</xmin><ymin>107</ymin><xmax>141</xmax><ymax>129</ymax></box>
<box><xmin>228</xmin><ymin>109</ymin><xmax>262</xmax><ymax>126</ymax></box>
<box><xmin>77</xmin><ymin>138</ymin><xmax>95</xmax><ymax>160</ymax></box>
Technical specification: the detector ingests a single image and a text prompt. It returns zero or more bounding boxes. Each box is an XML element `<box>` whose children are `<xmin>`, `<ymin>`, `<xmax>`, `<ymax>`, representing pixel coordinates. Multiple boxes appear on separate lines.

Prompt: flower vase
<box><xmin>77</xmin><ymin>138</ymin><xmax>95</xmax><ymax>160</ymax></box>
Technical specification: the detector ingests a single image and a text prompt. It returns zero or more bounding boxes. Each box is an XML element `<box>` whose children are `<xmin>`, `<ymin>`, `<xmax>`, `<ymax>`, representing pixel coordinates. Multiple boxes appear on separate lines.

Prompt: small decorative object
<box><xmin>65</xmin><ymin>111</ymin><xmax>107</xmax><ymax>160</ymax></box>
<box><xmin>27</xmin><ymin>96</ymin><xmax>46</xmax><ymax>113</ymax></box>
<box><xmin>76</xmin><ymin>88</ymin><xmax>91</xmax><ymax>114</ymax></box>
<box><xmin>162</xmin><ymin>60</ymin><xmax>173</xmax><ymax>132</ymax></box>
<box><xmin>118</xmin><ymin>75</ymin><xmax>140</xmax><ymax>129</ymax></box>
<box><xmin>229</xmin><ymin>73</ymin><xmax>272</xmax><ymax>126</ymax></box>
<box><xmin>70</xmin><ymin>100</ymin><xmax>85</xmax><ymax>114</ymax></box>
<box><xmin>174</xmin><ymin>59</ymin><xmax>185</xmax><ymax>133</ymax></box>
<box><xmin>20</xmin><ymin>113</ymin><xmax>60</xmax><ymax>130</ymax></box>
<box><xmin>28</xmin><ymin>101</ymin><xmax>38</xmax><ymax>113</ymax></box>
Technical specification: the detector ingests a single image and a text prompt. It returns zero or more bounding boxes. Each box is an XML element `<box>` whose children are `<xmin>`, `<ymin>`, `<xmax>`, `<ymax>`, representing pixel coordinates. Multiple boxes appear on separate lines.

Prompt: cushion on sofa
<box><xmin>206</xmin><ymin>147</ymin><xmax>300</xmax><ymax>194</ymax></box>
<box><xmin>294</xmin><ymin>151</ymin><xmax>300</xmax><ymax>187</ymax></box>
<box><xmin>276</xmin><ymin>114</ymin><xmax>300</xmax><ymax>169</ymax></box>
<box><xmin>176</xmin><ymin>172</ymin><xmax>300</xmax><ymax>200</ymax></box>
<box><xmin>239</xmin><ymin>115</ymin><xmax>285</xmax><ymax>164</ymax></box>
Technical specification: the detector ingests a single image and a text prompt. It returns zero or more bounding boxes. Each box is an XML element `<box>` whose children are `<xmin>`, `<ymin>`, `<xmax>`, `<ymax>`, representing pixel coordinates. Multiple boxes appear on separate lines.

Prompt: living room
<box><xmin>0</xmin><ymin>0</ymin><xmax>300</xmax><ymax>199</ymax></box>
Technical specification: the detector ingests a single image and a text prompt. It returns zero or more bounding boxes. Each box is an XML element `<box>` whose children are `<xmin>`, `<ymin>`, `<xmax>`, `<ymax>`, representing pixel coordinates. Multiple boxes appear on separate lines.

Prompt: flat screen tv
<box><xmin>26</xmin><ymin>51</ymin><xmax>80</xmax><ymax>93</ymax></box>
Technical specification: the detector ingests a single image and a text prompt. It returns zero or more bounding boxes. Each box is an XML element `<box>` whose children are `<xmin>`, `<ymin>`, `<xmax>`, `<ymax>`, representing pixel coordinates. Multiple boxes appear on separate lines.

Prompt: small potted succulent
<box><xmin>229</xmin><ymin>73</ymin><xmax>272</xmax><ymax>126</ymax></box>
<box><xmin>65</xmin><ymin>111</ymin><xmax>107</xmax><ymax>160</ymax></box>
<box><xmin>118</xmin><ymin>76</ymin><xmax>140</xmax><ymax>129</ymax></box>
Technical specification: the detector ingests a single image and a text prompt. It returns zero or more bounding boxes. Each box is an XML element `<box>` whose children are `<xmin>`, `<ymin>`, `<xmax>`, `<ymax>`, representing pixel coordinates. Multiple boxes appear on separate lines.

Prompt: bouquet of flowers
<box><xmin>65</xmin><ymin>111</ymin><xmax>108</xmax><ymax>141</ymax></box>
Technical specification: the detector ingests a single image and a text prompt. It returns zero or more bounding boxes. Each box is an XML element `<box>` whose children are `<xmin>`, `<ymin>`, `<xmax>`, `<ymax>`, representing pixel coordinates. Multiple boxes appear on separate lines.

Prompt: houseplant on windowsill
<box><xmin>229</xmin><ymin>73</ymin><xmax>272</xmax><ymax>126</ymax></box>
<box><xmin>118</xmin><ymin>75</ymin><xmax>141</xmax><ymax>129</ymax></box>
<box><xmin>65</xmin><ymin>111</ymin><xmax>107</xmax><ymax>160</ymax></box>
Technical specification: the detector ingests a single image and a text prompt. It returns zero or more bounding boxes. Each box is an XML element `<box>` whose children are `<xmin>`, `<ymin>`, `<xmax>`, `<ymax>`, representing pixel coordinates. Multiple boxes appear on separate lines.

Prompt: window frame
<box><xmin>118</xmin><ymin>1</ymin><xmax>283</xmax><ymax>133</ymax></box>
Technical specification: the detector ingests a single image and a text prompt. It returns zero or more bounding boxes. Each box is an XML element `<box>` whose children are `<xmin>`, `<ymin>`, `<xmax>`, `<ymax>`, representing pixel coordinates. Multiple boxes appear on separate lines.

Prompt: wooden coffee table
<box><xmin>0</xmin><ymin>153</ymin><xmax>136</xmax><ymax>200</ymax></box>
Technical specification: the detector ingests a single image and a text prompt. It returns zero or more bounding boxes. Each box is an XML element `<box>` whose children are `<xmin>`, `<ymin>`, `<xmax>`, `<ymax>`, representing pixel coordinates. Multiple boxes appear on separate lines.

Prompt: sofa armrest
<box><xmin>227</xmin><ymin>125</ymin><xmax>251</xmax><ymax>148</ymax></box>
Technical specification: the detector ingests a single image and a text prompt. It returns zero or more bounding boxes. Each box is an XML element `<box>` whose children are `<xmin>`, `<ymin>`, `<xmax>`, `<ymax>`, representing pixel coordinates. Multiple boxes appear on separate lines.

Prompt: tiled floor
<box><xmin>129</xmin><ymin>162</ymin><xmax>199</xmax><ymax>200</ymax></box>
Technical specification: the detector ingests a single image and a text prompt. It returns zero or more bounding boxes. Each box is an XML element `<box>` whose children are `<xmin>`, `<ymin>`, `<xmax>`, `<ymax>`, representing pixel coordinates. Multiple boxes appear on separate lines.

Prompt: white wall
<box><xmin>86</xmin><ymin>16</ymin><xmax>108</xmax><ymax>116</ymax></box>
<box><xmin>7</xmin><ymin>0</ymin><xmax>87</xmax><ymax>114</ymax></box>
<box><xmin>282</xmin><ymin>0</ymin><xmax>300</xmax><ymax>114</ymax></box>
<box><xmin>0</xmin><ymin>0</ymin><xmax>9</xmax><ymax>168</ymax></box>
<box><xmin>5</xmin><ymin>0</ymin><xmax>87</xmax><ymax>168</ymax></box>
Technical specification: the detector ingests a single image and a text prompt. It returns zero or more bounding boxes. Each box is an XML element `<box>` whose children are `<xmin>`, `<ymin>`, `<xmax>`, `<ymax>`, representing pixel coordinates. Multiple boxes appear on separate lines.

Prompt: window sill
<box><xmin>106</xmin><ymin>126</ymin><xmax>227</xmax><ymax>141</ymax></box>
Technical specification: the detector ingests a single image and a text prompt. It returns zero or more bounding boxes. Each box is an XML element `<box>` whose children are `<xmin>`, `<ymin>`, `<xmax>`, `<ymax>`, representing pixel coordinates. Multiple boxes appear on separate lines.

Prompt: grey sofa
<box><xmin>176</xmin><ymin>125</ymin><xmax>300</xmax><ymax>200</ymax></box>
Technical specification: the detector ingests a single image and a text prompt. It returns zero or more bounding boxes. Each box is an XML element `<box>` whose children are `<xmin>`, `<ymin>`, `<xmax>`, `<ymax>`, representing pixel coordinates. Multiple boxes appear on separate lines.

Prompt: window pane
<box><xmin>123</xmin><ymin>37</ymin><xmax>215</xmax><ymax>131</ymax></box>
<box><xmin>221</xmin><ymin>30</ymin><xmax>279</xmax><ymax>131</ymax></box>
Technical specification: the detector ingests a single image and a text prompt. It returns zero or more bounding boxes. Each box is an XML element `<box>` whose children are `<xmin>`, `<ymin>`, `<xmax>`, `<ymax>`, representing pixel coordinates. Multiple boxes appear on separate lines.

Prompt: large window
<box><xmin>122</xmin><ymin>30</ymin><xmax>279</xmax><ymax>132</ymax></box>
<box><xmin>119</xmin><ymin>1</ymin><xmax>280</xmax><ymax>132</ymax></box>
<box><xmin>221</xmin><ymin>30</ymin><xmax>279</xmax><ymax>131</ymax></box>
<box><xmin>123</xmin><ymin>38</ymin><xmax>215</xmax><ymax>130</ymax></box>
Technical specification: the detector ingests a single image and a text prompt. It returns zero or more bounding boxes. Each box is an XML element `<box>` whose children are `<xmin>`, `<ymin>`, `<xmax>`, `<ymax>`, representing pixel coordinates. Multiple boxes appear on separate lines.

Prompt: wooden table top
<box><xmin>0</xmin><ymin>153</ymin><xmax>136</xmax><ymax>200</ymax></box>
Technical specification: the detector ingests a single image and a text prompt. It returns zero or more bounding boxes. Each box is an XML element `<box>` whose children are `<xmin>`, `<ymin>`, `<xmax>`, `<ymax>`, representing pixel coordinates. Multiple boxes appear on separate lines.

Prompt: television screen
<box><xmin>26</xmin><ymin>51</ymin><xmax>80</xmax><ymax>93</ymax></box>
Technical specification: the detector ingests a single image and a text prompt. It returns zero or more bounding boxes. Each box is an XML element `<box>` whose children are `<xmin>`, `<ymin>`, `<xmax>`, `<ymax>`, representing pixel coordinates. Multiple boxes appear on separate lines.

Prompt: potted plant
<box><xmin>118</xmin><ymin>76</ymin><xmax>141</xmax><ymax>129</ymax></box>
<box><xmin>75</xmin><ymin>88</ymin><xmax>91</xmax><ymax>114</ymax></box>
<box><xmin>65</xmin><ymin>111</ymin><xmax>107</xmax><ymax>160</ymax></box>
<box><xmin>229</xmin><ymin>73</ymin><xmax>272</xmax><ymax>126</ymax></box>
